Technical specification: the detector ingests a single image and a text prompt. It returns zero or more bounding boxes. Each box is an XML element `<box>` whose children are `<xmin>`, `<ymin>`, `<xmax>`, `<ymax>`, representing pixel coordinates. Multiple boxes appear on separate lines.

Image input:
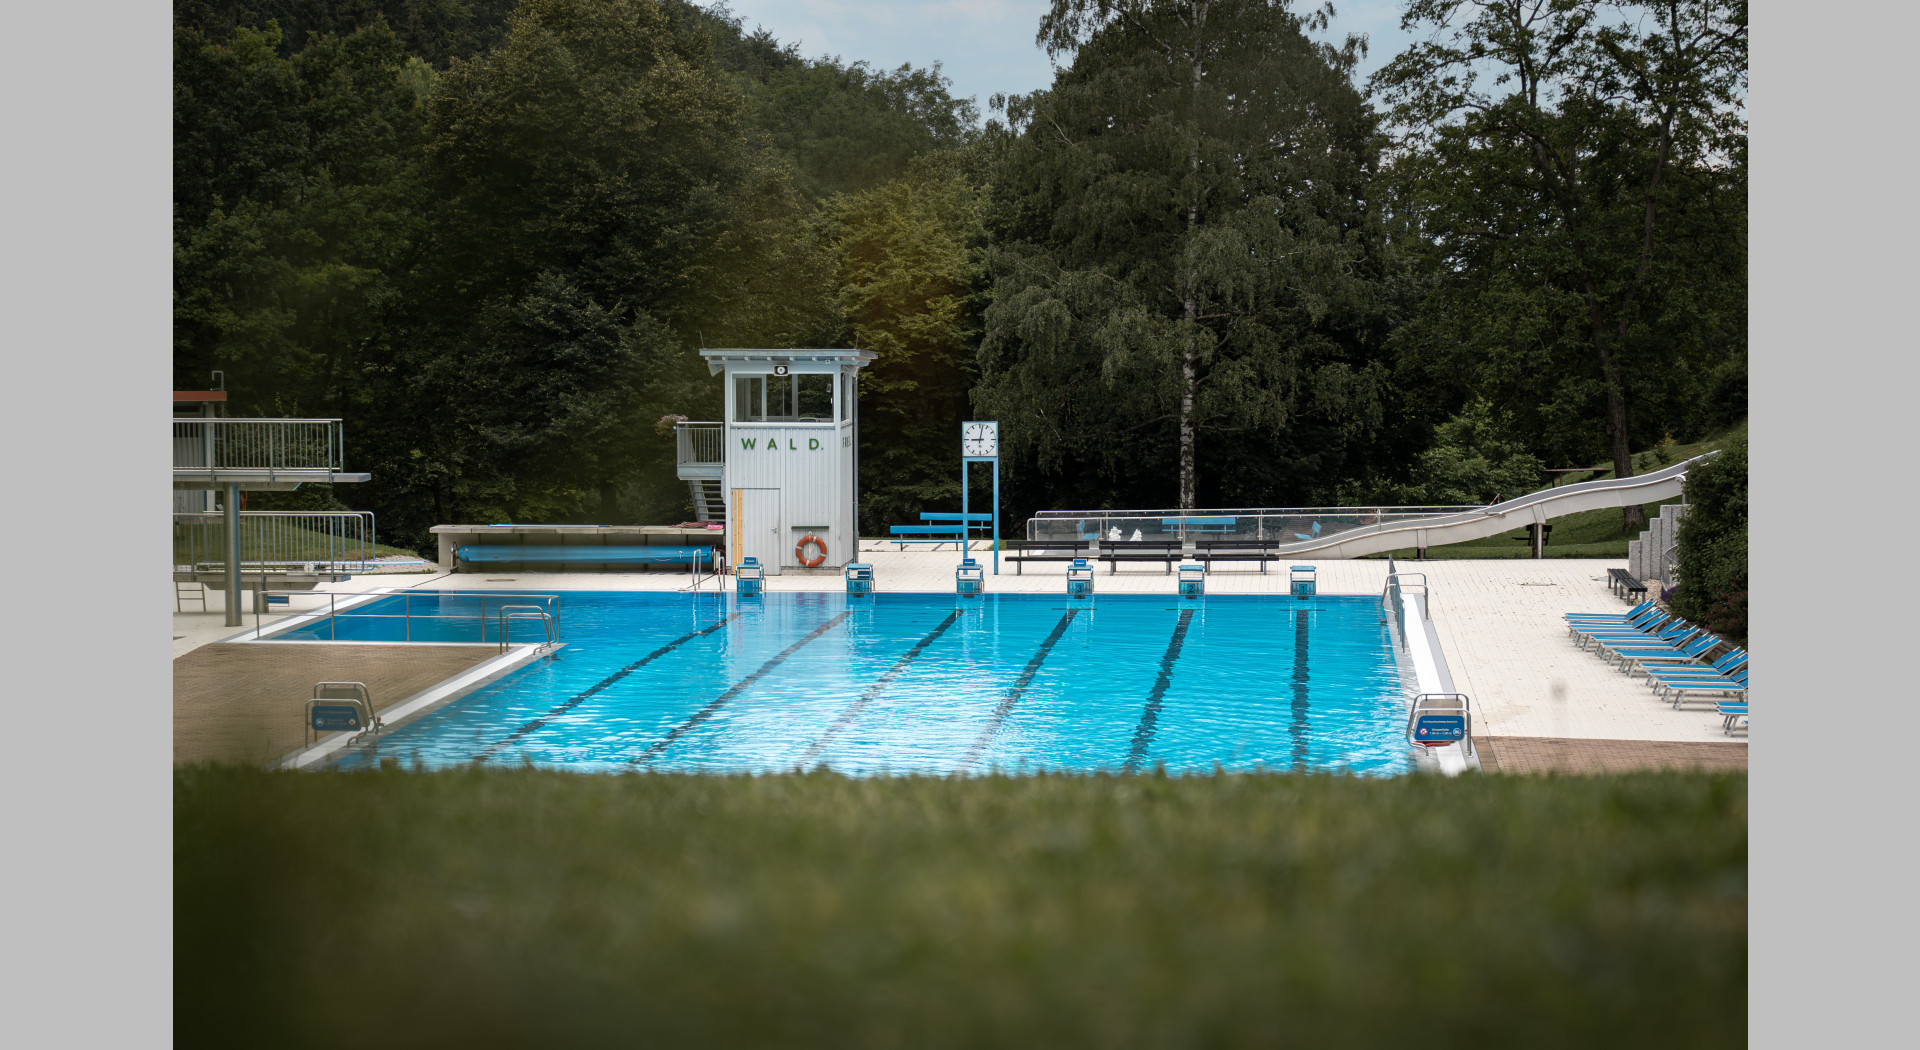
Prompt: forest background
<box><xmin>173</xmin><ymin>0</ymin><xmax>1746</xmax><ymax>562</ymax></box>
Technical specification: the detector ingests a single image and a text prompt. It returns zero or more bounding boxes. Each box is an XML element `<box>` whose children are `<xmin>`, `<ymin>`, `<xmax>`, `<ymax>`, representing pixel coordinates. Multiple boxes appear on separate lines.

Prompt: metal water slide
<box><xmin>1267</xmin><ymin>453</ymin><xmax>1716</xmax><ymax>559</ymax></box>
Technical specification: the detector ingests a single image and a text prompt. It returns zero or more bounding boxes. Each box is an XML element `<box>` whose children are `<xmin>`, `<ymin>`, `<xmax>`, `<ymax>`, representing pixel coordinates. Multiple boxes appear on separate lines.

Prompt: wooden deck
<box><xmin>174</xmin><ymin>643</ymin><xmax>498</xmax><ymax>766</ymax></box>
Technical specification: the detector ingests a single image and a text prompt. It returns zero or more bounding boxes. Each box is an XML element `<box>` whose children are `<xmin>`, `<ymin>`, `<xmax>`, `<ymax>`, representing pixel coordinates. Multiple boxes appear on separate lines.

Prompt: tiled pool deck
<box><xmin>172</xmin><ymin>545</ymin><xmax>1746</xmax><ymax>769</ymax></box>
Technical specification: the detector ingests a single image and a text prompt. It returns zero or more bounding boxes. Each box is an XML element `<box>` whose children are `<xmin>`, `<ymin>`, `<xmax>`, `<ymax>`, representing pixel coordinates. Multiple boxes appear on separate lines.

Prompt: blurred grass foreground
<box><xmin>177</xmin><ymin>767</ymin><xmax>1746</xmax><ymax>1047</ymax></box>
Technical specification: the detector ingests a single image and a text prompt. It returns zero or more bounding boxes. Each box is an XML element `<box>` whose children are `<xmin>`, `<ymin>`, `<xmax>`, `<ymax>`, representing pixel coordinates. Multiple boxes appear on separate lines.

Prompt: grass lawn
<box><xmin>177</xmin><ymin>766</ymin><xmax>1746</xmax><ymax>1047</ymax></box>
<box><xmin>1365</xmin><ymin>421</ymin><xmax>1748</xmax><ymax>561</ymax></box>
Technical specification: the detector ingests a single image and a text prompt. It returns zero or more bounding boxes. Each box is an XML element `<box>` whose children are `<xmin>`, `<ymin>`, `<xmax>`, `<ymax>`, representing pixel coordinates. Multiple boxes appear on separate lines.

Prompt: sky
<box><xmin>712</xmin><ymin>1</ymin><xmax>1422</xmax><ymax>117</ymax></box>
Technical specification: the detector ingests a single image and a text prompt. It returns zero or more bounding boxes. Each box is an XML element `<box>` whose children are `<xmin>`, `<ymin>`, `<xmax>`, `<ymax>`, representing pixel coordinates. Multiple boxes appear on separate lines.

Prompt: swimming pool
<box><xmin>310</xmin><ymin>592</ymin><xmax>1414</xmax><ymax>776</ymax></box>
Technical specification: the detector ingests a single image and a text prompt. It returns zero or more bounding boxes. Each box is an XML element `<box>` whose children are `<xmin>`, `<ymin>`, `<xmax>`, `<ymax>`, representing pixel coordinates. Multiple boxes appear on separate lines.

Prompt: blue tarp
<box><xmin>456</xmin><ymin>545</ymin><xmax>714</xmax><ymax>565</ymax></box>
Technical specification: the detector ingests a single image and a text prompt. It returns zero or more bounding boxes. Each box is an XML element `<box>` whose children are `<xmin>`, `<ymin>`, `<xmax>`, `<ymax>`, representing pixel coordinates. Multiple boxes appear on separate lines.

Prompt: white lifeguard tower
<box><xmin>683</xmin><ymin>348</ymin><xmax>876</xmax><ymax>574</ymax></box>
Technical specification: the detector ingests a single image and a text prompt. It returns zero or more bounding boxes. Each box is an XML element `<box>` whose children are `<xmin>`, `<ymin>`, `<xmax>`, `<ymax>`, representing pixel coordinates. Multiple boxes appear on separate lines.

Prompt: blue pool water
<box><xmin>303</xmin><ymin>592</ymin><xmax>1413</xmax><ymax>776</ymax></box>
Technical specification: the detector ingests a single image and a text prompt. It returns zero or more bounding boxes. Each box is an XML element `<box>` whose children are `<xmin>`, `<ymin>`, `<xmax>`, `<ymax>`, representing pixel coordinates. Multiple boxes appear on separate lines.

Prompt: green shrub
<box><xmin>1672</xmin><ymin>439</ymin><xmax>1747</xmax><ymax>643</ymax></box>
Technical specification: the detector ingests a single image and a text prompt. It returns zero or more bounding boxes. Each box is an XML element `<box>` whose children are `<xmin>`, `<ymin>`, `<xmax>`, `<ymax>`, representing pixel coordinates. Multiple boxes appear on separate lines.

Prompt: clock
<box><xmin>962</xmin><ymin>420</ymin><xmax>998</xmax><ymax>457</ymax></box>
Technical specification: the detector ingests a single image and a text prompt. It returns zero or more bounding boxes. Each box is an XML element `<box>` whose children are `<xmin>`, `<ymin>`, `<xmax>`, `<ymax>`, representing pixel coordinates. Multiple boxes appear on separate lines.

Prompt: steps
<box><xmin>688</xmin><ymin>478</ymin><xmax>724</xmax><ymax>521</ymax></box>
<box><xmin>1627</xmin><ymin>502</ymin><xmax>1691</xmax><ymax>589</ymax></box>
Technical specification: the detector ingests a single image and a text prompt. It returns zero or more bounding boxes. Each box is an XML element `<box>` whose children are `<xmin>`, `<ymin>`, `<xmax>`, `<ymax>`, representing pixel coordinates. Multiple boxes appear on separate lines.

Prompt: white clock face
<box><xmin>962</xmin><ymin>420</ymin><xmax>998</xmax><ymax>457</ymax></box>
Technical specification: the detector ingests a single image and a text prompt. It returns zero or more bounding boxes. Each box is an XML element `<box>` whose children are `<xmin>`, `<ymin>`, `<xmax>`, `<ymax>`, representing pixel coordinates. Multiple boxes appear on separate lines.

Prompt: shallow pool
<box><xmin>316</xmin><ymin>592</ymin><xmax>1413</xmax><ymax>776</ymax></box>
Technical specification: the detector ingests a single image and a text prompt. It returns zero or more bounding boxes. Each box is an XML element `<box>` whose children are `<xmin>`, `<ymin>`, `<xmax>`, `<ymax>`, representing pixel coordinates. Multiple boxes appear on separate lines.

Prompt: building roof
<box><xmin>699</xmin><ymin>347</ymin><xmax>878</xmax><ymax>375</ymax></box>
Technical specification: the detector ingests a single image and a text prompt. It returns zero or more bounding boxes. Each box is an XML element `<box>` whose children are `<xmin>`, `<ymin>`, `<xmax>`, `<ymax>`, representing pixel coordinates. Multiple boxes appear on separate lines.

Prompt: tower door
<box><xmin>732</xmin><ymin>487</ymin><xmax>783</xmax><ymax>576</ymax></box>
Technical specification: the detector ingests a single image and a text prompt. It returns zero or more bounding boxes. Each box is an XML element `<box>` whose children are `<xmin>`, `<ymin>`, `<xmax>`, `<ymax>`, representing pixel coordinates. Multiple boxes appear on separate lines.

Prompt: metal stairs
<box><xmin>688</xmin><ymin>478</ymin><xmax>724</xmax><ymax>522</ymax></box>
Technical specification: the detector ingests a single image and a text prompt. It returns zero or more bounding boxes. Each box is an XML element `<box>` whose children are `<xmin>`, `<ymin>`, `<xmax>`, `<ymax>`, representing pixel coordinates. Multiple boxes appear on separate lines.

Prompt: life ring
<box><xmin>795</xmin><ymin>534</ymin><xmax>828</xmax><ymax>567</ymax></box>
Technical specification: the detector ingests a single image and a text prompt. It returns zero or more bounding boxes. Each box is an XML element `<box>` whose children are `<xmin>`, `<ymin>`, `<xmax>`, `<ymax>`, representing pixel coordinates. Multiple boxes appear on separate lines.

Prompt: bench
<box><xmin>1197</xmin><ymin>539</ymin><xmax>1277</xmax><ymax>573</ymax></box>
<box><xmin>1607</xmin><ymin>567</ymin><xmax>1648</xmax><ymax>600</ymax></box>
<box><xmin>889</xmin><ymin>524</ymin><xmax>967</xmax><ymax>550</ymax></box>
<box><xmin>1099</xmin><ymin>540</ymin><xmax>1182</xmax><ymax>575</ymax></box>
<box><xmin>1005</xmin><ymin>538</ymin><xmax>1091</xmax><ymax>574</ymax></box>
<box><xmin>454</xmin><ymin>545</ymin><xmax>715</xmax><ymax>573</ymax></box>
<box><xmin>1160</xmin><ymin>516</ymin><xmax>1237</xmax><ymax>536</ymax></box>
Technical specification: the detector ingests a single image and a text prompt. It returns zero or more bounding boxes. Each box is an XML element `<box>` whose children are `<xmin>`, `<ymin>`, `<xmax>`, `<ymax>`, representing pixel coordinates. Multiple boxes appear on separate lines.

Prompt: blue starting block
<box><xmin>1178</xmin><ymin>562</ymin><xmax>1205</xmax><ymax>598</ymax></box>
<box><xmin>1066</xmin><ymin>557</ymin><xmax>1095</xmax><ymax>598</ymax></box>
<box><xmin>735</xmin><ymin>556</ymin><xmax>764</xmax><ymax>596</ymax></box>
<box><xmin>846</xmin><ymin>562</ymin><xmax>873</xmax><ymax>595</ymax></box>
<box><xmin>956</xmin><ymin>557</ymin><xmax>984</xmax><ymax>596</ymax></box>
<box><xmin>1289</xmin><ymin>564</ymin><xmax>1316</xmax><ymax>599</ymax></box>
<box><xmin>1406</xmin><ymin>693</ymin><xmax>1473</xmax><ymax>753</ymax></box>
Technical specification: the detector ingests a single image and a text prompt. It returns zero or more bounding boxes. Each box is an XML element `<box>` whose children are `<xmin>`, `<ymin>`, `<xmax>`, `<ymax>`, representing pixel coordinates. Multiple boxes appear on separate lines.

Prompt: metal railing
<box><xmin>1380</xmin><ymin>572</ymin><xmax>1429</xmax><ymax>647</ymax></box>
<box><xmin>1028</xmin><ymin>506</ymin><xmax>1480</xmax><ymax>544</ymax></box>
<box><xmin>496</xmin><ymin>606</ymin><xmax>555</xmax><ymax>651</ymax></box>
<box><xmin>675</xmin><ymin>421</ymin><xmax>725</xmax><ymax>466</ymax></box>
<box><xmin>254</xmin><ymin>590</ymin><xmax>561</xmax><ymax>644</ymax></box>
<box><xmin>172</xmin><ymin>418</ymin><xmax>346</xmax><ymax>478</ymax></box>
<box><xmin>174</xmin><ymin>511</ymin><xmax>375</xmax><ymax>572</ymax></box>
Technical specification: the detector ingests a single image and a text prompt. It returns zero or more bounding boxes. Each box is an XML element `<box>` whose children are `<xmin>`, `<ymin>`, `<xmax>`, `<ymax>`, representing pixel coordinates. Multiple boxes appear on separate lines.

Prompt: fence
<box><xmin>256</xmin><ymin>590</ymin><xmax>561</xmax><ymax>644</ymax></box>
<box><xmin>172</xmin><ymin>418</ymin><xmax>346</xmax><ymax>477</ymax></box>
<box><xmin>675</xmin><ymin>421</ymin><xmax>724</xmax><ymax>466</ymax></box>
<box><xmin>1027</xmin><ymin>506</ymin><xmax>1482</xmax><ymax>544</ymax></box>
<box><xmin>174</xmin><ymin>511</ymin><xmax>375</xmax><ymax>572</ymax></box>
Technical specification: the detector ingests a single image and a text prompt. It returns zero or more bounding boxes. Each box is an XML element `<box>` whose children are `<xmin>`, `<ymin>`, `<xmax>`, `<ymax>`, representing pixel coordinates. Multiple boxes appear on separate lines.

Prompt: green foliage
<box><xmin>1343</xmin><ymin>399</ymin><xmax>1543</xmax><ymax>506</ymax></box>
<box><xmin>1672</xmin><ymin>439</ymin><xmax>1747</xmax><ymax>642</ymax></box>
<box><xmin>174</xmin><ymin>1</ymin><xmax>520</xmax><ymax>67</ymax></box>
<box><xmin>177</xmin><ymin>765</ymin><xmax>1747</xmax><ymax>1046</ymax></box>
<box><xmin>1372</xmin><ymin>1</ymin><xmax>1748</xmax><ymax>528</ymax></box>
<box><xmin>818</xmin><ymin>158</ymin><xmax>986</xmax><ymax>532</ymax></box>
<box><xmin>976</xmin><ymin>1</ymin><xmax>1391</xmax><ymax>512</ymax></box>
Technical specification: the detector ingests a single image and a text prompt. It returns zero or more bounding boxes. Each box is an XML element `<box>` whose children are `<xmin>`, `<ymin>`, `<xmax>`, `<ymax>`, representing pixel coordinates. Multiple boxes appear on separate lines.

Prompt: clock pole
<box><xmin>960</xmin><ymin>421</ymin><xmax>1001</xmax><ymax>574</ymax></box>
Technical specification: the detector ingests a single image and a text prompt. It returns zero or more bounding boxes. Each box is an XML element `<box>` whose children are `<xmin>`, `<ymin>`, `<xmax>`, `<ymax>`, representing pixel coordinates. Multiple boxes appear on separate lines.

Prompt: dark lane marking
<box><xmin>473</xmin><ymin>612</ymin><xmax>742</xmax><ymax>763</ymax></box>
<box><xmin>1123</xmin><ymin>608</ymin><xmax>1194</xmax><ymax>774</ymax></box>
<box><xmin>793</xmin><ymin>610</ymin><xmax>963</xmax><ymax>770</ymax></box>
<box><xmin>627</xmin><ymin>611</ymin><xmax>852</xmax><ymax>766</ymax></box>
<box><xmin>954</xmin><ymin>609</ymin><xmax>1078</xmax><ymax>773</ymax></box>
<box><xmin>1290</xmin><ymin>607</ymin><xmax>1311</xmax><ymax>770</ymax></box>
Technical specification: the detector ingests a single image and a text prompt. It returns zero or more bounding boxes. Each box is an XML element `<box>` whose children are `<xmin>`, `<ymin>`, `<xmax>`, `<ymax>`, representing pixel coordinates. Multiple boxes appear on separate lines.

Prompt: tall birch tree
<box><xmin>976</xmin><ymin>0</ymin><xmax>1388</xmax><ymax>510</ymax></box>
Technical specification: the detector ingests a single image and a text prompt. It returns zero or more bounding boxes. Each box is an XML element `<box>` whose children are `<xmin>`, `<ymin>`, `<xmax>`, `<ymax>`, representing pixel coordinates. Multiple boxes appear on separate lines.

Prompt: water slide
<box><xmin>1266</xmin><ymin>453</ymin><xmax>1715</xmax><ymax>560</ymax></box>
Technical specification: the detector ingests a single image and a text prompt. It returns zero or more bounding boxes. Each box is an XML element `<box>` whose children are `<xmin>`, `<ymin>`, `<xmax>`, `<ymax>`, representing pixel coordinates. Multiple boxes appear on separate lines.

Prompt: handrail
<box><xmin>674</xmin><ymin>421</ymin><xmax>725</xmax><ymax>465</ymax></box>
<box><xmin>497</xmin><ymin>606</ymin><xmax>554</xmax><ymax>652</ymax></box>
<box><xmin>253</xmin><ymin>589</ymin><xmax>561</xmax><ymax>643</ymax></box>
<box><xmin>171</xmin><ymin>417</ymin><xmax>347</xmax><ymax>476</ymax></box>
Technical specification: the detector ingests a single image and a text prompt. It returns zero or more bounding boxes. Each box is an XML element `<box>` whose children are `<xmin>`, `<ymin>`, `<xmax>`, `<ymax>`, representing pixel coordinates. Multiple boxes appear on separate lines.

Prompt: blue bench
<box><xmin>889</xmin><ymin>524</ymin><xmax>967</xmax><ymax>550</ymax></box>
<box><xmin>1161</xmin><ymin>516</ymin><xmax>1237</xmax><ymax>535</ymax></box>
<box><xmin>456</xmin><ymin>545</ymin><xmax>714</xmax><ymax>570</ymax></box>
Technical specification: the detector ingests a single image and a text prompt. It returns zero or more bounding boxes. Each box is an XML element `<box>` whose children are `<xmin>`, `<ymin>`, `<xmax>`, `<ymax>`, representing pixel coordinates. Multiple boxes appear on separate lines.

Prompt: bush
<box><xmin>1671</xmin><ymin>440</ymin><xmax>1747</xmax><ymax>644</ymax></box>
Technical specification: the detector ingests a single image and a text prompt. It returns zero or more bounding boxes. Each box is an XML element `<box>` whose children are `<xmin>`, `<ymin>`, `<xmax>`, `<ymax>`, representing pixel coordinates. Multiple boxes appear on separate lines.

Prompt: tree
<box><xmin>1371</xmin><ymin>0</ymin><xmax>1747</xmax><ymax>530</ymax></box>
<box><xmin>818</xmin><ymin>157</ymin><xmax>985</xmax><ymax>532</ymax></box>
<box><xmin>975</xmin><ymin>0</ymin><xmax>1389</xmax><ymax>512</ymax></box>
<box><xmin>1671</xmin><ymin>438</ymin><xmax>1745</xmax><ymax>643</ymax></box>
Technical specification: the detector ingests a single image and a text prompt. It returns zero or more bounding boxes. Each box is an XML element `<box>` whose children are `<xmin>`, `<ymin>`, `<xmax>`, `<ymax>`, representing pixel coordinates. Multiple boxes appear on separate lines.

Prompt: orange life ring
<box><xmin>795</xmin><ymin>534</ymin><xmax>828</xmax><ymax>568</ymax></box>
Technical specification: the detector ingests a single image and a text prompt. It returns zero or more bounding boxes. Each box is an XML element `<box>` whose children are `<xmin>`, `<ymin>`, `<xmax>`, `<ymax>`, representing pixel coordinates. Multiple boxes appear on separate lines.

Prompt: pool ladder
<box><xmin>497</xmin><ymin>605</ymin><xmax>556</xmax><ymax>653</ymax></box>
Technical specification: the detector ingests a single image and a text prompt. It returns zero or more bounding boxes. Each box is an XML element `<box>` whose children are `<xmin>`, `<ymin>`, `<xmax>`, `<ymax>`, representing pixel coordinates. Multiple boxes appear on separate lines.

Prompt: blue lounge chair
<box><xmin>1572</xmin><ymin>612</ymin><xmax>1678</xmax><ymax>648</ymax></box>
<box><xmin>1580</xmin><ymin>618</ymin><xmax>1693</xmax><ymax>653</ymax></box>
<box><xmin>1564</xmin><ymin>599</ymin><xmax>1658</xmax><ymax>623</ymax></box>
<box><xmin>1635</xmin><ymin>650</ymin><xmax>1748</xmax><ymax>683</ymax></box>
<box><xmin>1654</xmin><ymin>670</ymin><xmax>1749</xmax><ymax>708</ymax></box>
<box><xmin>1632</xmin><ymin>648</ymin><xmax>1746</xmax><ymax>681</ymax></box>
<box><xmin>1605</xmin><ymin>632</ymin><xmax>1717</xmax><ymax>671</ymax></box>
<box><xmin>1716</xmin><ymin>702</ymin><xmax>1749</xmax><ymax>735</ymax></box>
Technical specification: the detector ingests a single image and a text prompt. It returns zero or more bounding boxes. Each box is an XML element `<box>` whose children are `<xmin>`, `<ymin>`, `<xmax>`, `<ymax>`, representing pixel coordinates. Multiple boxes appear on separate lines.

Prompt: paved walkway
<box><xmin>1479</xmin><ymin>736</ymin><xmax>1748</xmax><ymax>774</ymax></box>
<box><xmin>172</xmin><ymin>546</ymin><xmax>1747</xmax><ymax>759</ymax></box>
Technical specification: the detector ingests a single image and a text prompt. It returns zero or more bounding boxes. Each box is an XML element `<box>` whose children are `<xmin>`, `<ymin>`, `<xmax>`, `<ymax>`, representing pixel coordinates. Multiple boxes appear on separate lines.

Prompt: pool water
<box><xmin>312</xmin><ymin>592</ymin><xmax>1413</xmax><ymax>776</ymax></box>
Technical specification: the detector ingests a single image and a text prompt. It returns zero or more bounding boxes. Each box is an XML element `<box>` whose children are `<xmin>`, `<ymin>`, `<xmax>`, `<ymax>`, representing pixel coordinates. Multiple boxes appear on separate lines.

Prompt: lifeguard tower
<box><xmin>682</xmin><ymin>348</ymin><xmax>876</xmax><ymax>574</ymax></box>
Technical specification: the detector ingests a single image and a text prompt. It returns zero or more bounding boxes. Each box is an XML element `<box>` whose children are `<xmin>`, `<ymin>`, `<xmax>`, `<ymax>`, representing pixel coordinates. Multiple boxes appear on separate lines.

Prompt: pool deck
<box><xmin>173</xmin><ymin>545</ymin><xmax>1745</xmax><ymax>772</ymax></box>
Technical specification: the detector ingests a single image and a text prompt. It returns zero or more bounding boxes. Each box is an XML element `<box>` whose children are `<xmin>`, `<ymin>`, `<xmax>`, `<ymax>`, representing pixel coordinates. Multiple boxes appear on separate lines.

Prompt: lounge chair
<box><xmin>1580</xmin><ymin>619</ymin><xmax>1694</xmax><ymax>653</ymax></box>
<box><xmin>1653</xmin><ymin>670</ymin><xmax>1749</xmax><ymax>708</ymax></box>
<box><xmin>1632</xmin><ymin>649</ymin><xmax>1747</xmax><ymax>681</ymax></box>
<box><xmin>1564</xmin><ymin>599</ymin><xmax>1658</xmax><ymax>623</ymax></box>
<box><xmin>1716</xmin><ymin>702</ymin><xmax>1749</xmax><ymax>735</ymax></box>
<box><xmin>1604</xmin><ymin>632</ymin><xmax>1717</xmax><ymax>671</ymax></box>
<box><xmin>1571</xmin><ymin>611</ymin><xmax>1677</xmax><ymax>648</ymax></box>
